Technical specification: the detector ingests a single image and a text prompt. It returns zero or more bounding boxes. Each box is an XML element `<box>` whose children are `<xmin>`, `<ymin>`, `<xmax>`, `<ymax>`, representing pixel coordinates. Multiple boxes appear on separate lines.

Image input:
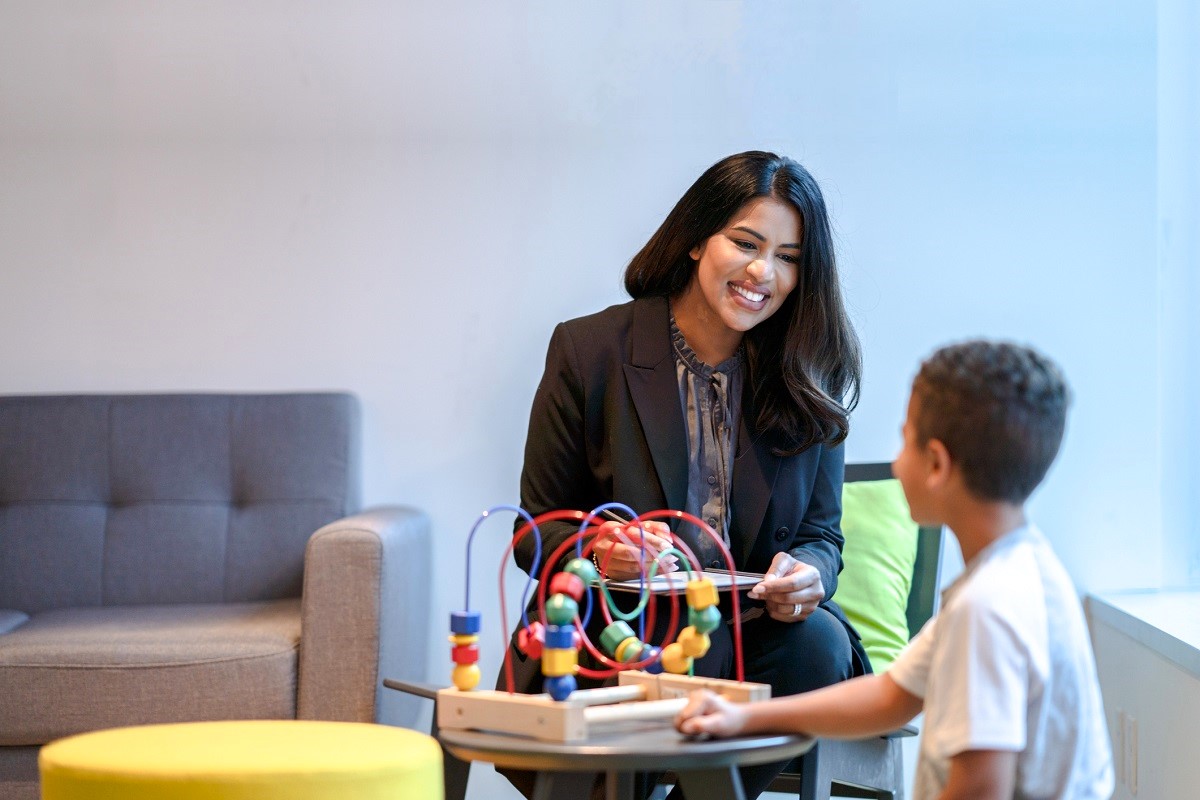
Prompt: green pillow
<box><xmin>835</xmin><ymin>478</ymin><xmax>919</xmax><ymax>672</ymax></box>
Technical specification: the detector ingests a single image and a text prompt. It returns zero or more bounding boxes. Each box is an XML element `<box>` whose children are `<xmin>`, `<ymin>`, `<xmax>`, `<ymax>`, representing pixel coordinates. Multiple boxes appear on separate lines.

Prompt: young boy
<box><xmin>676</xmin><ymin>340</ymin><xmax>1114</xmax><ymax>800</ymax></box>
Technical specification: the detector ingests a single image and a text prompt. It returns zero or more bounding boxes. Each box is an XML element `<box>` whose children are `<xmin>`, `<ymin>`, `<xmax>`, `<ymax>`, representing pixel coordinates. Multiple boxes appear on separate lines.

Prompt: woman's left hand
<box><xmin>748</xmin><ymin>552</ymin><xmax>825</xmax><ymax>622</ymax></box>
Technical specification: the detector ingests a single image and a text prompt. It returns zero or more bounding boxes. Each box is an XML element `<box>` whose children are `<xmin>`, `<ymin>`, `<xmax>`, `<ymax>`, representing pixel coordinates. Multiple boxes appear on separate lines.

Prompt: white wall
<box><xmin>1157</xmin><ymin>0</ymin><xmax>1200</xmax><ymax>587</ymax></box>
<box><xmin>0</xmin><ymin>4</ymin><xmax>1182</xmax><ymax>792</ymax></box>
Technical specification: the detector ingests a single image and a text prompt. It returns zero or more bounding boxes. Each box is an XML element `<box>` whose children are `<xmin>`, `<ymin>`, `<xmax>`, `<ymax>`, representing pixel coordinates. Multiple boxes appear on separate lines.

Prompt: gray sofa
<box><xmin>0</xmin><ymin>393</ymin><xmax>430</xmax><ymax>799</ymax></box>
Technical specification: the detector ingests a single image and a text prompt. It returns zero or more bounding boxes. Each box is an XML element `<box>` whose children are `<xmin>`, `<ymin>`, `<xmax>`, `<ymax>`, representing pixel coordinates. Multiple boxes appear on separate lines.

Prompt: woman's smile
<box><xmin>729</xmin><ymin>280</ymin><xmax>770</xmax><ymax>308</ymax></box>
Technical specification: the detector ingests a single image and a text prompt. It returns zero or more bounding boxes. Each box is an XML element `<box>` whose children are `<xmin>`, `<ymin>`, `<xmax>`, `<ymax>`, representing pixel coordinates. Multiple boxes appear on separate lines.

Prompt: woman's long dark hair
<box><xmin>624</xmin><ymin>151</ymin><xmax>861</xmax><ymax>455</ymax></box>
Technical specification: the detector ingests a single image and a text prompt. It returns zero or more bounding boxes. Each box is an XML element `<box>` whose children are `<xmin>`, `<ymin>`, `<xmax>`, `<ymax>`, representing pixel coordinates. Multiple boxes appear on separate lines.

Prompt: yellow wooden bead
<box><xmin>450</xmin><ymin>633</ymin><xmax>479</xmax><ymax>646</ymax></box>
<box><xmin>614</xmin><ymin>636</ymin><xmax>642</xmax><ymax>662</ymax></box>
<box><xmin>541</xmin><ymin>648</ymin><xmax>578</xmax><ymax>677</ymax></box>
<box><xmin>686</xmin><ymin>579</ymin><xmax>719</xmax><ymax>610</ymax></box>
<box><xmin>452</xmin><ymin>663</ymin><xmax>481</xmax><ymax>690</ymax></box>
<box><xmin>660</xmin><ymin>642</ymin><xmax>693</xmax><ymax>674</ymax></box>
<box><xmin>677</xmin><ymin>625</ymin><xmax>711</xmax><ymax>658</ymax></box>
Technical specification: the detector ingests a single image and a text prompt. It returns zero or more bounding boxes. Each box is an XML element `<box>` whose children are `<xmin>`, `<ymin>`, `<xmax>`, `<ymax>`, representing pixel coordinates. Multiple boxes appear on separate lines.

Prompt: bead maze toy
<box><xmin>437</xmin><ymin>504</ymin><xmax>771</xmax><ymax>742</ymax></box>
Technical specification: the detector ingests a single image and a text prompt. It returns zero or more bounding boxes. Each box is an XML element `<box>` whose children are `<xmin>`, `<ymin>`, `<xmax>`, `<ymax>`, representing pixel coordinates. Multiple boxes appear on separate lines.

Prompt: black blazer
<box><xmin>513</xmin><ymin>296</ymin><xmax>861</xmax><ymax>637</ymax></box>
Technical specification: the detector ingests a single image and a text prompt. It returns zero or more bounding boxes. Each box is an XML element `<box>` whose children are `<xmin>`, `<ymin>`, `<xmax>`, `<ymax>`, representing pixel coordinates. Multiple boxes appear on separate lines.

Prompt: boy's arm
<box><xmin>676</xmin><ymin>673</ymin><xmax>922</xmax><ymax>739</ymax></box>
<box><xmin>938</xmin><ymin>750</ymin><xmax>1017</xmax><ymax>800</ymax></box>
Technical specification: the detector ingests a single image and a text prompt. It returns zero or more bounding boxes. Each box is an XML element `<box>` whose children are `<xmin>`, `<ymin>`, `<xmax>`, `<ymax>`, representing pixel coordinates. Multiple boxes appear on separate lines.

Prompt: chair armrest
<box><xmin>882</xmin><ymin>723</ymin><xmax>920</xmax><ymax>739</ymax></box>
<box><xmin>298</xmin><ymin>505</ymin><xmax>431</xmax><ymax>727</ymax></box>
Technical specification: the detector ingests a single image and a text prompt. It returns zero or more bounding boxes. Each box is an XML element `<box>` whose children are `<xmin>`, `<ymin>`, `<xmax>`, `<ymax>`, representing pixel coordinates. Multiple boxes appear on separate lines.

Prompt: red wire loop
<box><xmin>497</xmin><ymin>508</ymin><xmax>749</xmax><ymax>693</ymax></box>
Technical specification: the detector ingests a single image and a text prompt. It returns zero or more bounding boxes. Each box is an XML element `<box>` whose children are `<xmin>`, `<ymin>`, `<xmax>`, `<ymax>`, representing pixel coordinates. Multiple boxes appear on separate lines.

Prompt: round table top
<box><xmin>438</xmin><ymin>725</ymin><xmax>812</xmax><ymax>773</ymax></box>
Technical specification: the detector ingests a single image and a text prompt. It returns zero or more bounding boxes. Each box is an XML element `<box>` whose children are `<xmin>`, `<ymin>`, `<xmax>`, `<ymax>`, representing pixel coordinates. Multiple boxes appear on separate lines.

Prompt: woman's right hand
<box><xmin>591</xmin><ymin>520</ymin><xmax>678</xmax><ymax>581</ymax></box>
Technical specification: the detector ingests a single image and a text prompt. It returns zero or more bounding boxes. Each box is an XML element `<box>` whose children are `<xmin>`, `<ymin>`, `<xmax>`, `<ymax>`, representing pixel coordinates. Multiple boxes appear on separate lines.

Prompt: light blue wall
<box><xmin>1158</xmin><ymin>0</ymin><xmax>1200</xmax><ymax>587</ymax></box>
<box><xmin>0</xmin><ymin>4</ymin><xmax>1189</xmax><ymax>753</ymax></box>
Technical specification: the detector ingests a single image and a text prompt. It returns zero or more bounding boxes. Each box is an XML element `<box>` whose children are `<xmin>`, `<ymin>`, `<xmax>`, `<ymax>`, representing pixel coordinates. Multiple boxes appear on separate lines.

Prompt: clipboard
<box><xmin>596</xmin><ymin>568</ymin><xmax>764</xmax><ymax>595</ymax></box>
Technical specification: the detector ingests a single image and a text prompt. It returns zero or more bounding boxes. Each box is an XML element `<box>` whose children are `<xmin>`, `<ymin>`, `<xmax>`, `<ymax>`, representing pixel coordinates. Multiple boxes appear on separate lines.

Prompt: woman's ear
<box><xmin>689</xmin><ymin>242</ymin><xmax>705</xmax><ymax>261</ymax></box>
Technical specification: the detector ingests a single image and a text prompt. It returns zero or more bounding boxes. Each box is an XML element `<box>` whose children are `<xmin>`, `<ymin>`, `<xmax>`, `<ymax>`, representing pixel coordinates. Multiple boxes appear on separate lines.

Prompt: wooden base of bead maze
<box><xmin>437</xmin><ymin>670</ymin><xmax>770</xmax><ymax>743</ymax></box>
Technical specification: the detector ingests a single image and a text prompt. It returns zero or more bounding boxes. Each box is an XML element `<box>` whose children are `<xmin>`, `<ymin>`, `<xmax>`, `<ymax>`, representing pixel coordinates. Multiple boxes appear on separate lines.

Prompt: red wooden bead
<box><xmin>518</xmin><ymin>622</ymin><xmax>545</xmax><ymax>659</ymax></box>
<box><xmin>549</xmin><ymin>572</ymin><xmax>586</xmax><ymax>602</ymax></box>
<box><xmin>451</xmin><ymin>643</ymin><xmax>479</xmax><ymax>665</ymax></box>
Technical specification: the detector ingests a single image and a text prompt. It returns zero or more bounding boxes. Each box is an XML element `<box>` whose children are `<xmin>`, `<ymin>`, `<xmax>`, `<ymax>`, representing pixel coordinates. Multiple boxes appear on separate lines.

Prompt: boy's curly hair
<box><xmin>912</xmin><ymin>340</ymin><xmax>1070</xmax><ymax>504</ymax></box>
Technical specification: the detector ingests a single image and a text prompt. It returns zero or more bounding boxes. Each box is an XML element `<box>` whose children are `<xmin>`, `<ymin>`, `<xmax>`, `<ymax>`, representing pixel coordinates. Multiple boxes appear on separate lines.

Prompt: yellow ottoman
<box><xmin>39</xmin><ymin>720</ymin><xmax>443</xmax><ymax>800</ymax></box>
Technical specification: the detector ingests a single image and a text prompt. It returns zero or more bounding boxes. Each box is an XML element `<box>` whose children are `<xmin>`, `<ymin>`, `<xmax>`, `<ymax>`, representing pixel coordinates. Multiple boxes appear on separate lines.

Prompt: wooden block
<box><xmin>617</xmin><ymin>670</ymin><xmax>771</xmax><ymax>702</ymax></box>
<box><xmin>584</xmin><ymin>697</ymin><xmax>688</xmax><ymax>726</ymax></box>
<box><xmin>565</xmin><ymin>684</ymin><xmax>647</xmax><ymax>706</ymax></box>
<box><xmin>616</xmin><ymin>670</ymin><xmax>663</xmax><ymax>699</ymax></box>
<box><xmin>437</xmin><ymin>688</ymin><xmax>588</xmax><ymax>742</ymax></box>
<box><xmin>437</xmin><ymin>674</ymin><xmax>770</xmax><ymax>743</ymax></box>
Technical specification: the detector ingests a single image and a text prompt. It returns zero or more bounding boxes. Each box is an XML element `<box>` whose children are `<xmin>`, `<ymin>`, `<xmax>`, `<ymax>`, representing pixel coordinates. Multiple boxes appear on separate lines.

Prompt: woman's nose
<box><xmin>747</xmin><ymin>257</ymin><xmax>773</xmax><ymax>281</ymax></box>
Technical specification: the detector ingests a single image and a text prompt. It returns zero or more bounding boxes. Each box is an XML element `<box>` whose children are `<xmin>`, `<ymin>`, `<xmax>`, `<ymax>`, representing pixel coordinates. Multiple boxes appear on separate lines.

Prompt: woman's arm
<box><xmin>751</xmin><ymin>441</ymin><xmax>846</xmax><ymax>620</ymax></box>
<box><xmin>785</xmin><ymin>440</ymin><xmax>846</xmax><ymax>600</ymax></box>
<box><xmin>513</xmin><ymin>323</ymin><xmax>596</xmax><ymax>575</ymax></box>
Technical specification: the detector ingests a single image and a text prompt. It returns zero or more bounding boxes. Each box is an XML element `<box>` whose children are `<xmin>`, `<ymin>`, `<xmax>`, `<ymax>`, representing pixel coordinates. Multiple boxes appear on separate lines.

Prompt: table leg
<box><xmin>674</xmin><ymin>766</ymin><xmax>746</xmax><ymax>800</ymax></box>
<box><xmin>605</xmin><ymin>769</ymin><xmax>635</xmax><ymax>800</ymax></box>
<box><xmin>442</xmin><ymin>750</ymin><xmax>471</xmax><ymax>800</ymax></box>
<box><xmin>531</xmin><ymin>770</ymin><xmax>600</xmax><ymax>800</ymax></box>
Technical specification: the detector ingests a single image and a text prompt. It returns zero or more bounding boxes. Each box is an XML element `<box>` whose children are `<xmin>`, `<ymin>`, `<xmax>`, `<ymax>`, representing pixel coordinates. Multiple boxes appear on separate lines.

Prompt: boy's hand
<box><xmin>674</xmin><ymin>690</ymin><xmax>748</xmax><ymax>738</ymax></box>
<box><xmin>592</xmin><ymin>521</ymin><xmax>678</xmax><ymax>581</ymax></box>
<box><xmin>748</xmin><ymin>552</ymin><xmax>825</xmax><ymax>622</ymax></box>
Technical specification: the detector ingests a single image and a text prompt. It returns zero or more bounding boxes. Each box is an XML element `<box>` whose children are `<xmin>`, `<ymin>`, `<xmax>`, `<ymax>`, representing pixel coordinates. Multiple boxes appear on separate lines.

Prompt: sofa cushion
<box><xmin>0</xmin><ymin>394</ymin><xmax>359</xmax><ymax>614</ymax></box>
<box><xmin>0</xmin><ymin>600</ymin><xmax>300</xmax><ymax>745</ymax></box>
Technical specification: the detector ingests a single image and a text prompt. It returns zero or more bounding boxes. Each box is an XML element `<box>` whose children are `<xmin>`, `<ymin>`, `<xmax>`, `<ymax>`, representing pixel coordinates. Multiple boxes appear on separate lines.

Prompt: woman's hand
<box><xmin>591</xmin><ymin>520</ymin><xmax>677</xmax><ymax>581</ymax></box>
<box><xmin>675</xmin><ymin>690</ymin><xmax>748</xmax><ymax>738</ymax></box>
<box><xmin>748</xmin><ymin>552</ymin><xmax>825</xmax><ymax>622</ymax></box>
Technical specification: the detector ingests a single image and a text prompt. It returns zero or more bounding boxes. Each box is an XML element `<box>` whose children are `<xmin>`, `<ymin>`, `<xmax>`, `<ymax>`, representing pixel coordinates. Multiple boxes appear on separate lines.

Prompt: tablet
<box><xmin>596</xmin><ymin>568</ymin><xmax>764</xmax><ymax>594</ymax></box>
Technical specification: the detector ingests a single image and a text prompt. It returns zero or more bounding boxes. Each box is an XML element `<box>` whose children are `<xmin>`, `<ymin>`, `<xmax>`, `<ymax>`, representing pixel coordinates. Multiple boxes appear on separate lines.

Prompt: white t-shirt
<box><xmin>888</xmin><ymin>524</ymin><xmax>1114</xmax><ymax>800</ymax></box>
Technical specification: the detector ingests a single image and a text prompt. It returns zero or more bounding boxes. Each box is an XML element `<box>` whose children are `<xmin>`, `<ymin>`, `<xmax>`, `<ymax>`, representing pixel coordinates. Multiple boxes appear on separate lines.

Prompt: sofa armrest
<box><xmin>298</xmin><ymin>505</ymin><xmax>431</xmax><ymax>727</ymax></box>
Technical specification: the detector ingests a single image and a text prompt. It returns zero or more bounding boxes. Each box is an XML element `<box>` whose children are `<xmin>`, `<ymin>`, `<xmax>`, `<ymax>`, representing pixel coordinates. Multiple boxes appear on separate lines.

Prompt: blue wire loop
<box><xmin>581</xmin><ymin>502</ymin><xmax>659</xmax><ymax>637</ymax></box>
<box><xmin>465</xmin><ymin>505</ymin><xmax>541</xmax><ymax>628</ymax></box>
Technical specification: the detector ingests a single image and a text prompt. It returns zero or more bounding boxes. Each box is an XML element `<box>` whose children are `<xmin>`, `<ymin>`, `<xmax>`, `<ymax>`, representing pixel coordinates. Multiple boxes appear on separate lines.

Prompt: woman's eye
<box><xmin>778</xmin><ymin>253</ymin><xmax>799</xmax><ymax>264</ymax></box>
<box><xmin>733</xmin><ymin>239</ymin><xmax>756</xmax><ymax>250</ymax></box>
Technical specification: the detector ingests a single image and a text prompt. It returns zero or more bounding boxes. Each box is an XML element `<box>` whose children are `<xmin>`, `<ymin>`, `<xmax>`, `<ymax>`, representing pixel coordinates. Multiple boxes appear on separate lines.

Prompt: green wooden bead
<box><xmin>563</xmin><ymin>557</ymin><xmax>600</xmax><ymax>584</ymax></box>
<box><xmin>545</xmin><ymin>594</ymin><xmax>579</xmax><ymax>625</ymax></box>
<box><xmin>688</xmin><ymin>604</ymin><xmax>722</xmax><ymax>634</ymax></box>
<box><xmin>599</xmin><ymin>621</ymin><xmax>637</xmax><ymax>656</ymax></box>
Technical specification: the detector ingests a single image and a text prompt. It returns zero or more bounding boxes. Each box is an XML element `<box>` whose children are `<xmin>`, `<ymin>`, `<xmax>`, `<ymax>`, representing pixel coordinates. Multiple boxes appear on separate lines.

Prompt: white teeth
<box><xmin>732</xmin><ymin>285</ymin><xmax>766</xmax><ymax>302</ymax></box>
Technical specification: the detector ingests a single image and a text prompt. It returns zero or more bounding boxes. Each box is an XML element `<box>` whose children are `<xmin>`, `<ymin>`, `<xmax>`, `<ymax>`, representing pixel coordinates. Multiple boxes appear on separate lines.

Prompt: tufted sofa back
<box><xmin>0</xmin><ymin>394</ymin><xmax>359</xmax><ymax>614</ymax></box>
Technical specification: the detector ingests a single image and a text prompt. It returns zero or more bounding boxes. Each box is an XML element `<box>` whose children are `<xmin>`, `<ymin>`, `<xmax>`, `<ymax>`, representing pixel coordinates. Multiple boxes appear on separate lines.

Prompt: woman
<box><xmin>505</xmin><ymin>151</ymin><xmax>867</xmax><ymax>799</ymax></box>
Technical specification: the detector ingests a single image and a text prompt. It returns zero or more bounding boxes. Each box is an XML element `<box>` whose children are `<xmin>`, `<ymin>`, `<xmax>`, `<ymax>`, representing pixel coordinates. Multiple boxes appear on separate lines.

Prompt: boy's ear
<box><xmin>925</xmin><ymin>437</ymin><xmax>953</xmax><ymax>489</ymax></box>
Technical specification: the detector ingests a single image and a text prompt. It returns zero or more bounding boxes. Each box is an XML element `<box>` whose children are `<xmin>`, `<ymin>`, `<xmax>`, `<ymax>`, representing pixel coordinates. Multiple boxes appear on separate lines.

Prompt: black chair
<box><xmin>766</xmin><ymin>461</ymin><xmax>944</xmax><ymax>800</ymax></box>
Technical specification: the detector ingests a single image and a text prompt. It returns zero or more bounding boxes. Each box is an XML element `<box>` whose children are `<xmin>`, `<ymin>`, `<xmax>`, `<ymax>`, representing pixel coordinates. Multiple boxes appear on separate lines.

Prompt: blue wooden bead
<box><xmin>642</xmin><ymin>645</ymin><xmax>664</xmax><ymax>674</ymax></box>
<box><xmin>450</xmin><ymin>611</ymin><xmax>481</xmax><ymax>634</ymax></box>
<box><xmin>544</xmin><ymin>674</ymin><xmax>577</xmax><ymax>701</ymax></box>
<box><xmin>543</xmin><ymin>624</ymin><xmax>575</xmax><ymax>650</ymax></box>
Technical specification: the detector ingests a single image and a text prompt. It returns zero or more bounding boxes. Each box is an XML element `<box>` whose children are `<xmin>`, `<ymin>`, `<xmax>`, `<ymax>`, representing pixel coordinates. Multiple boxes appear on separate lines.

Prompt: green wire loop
<box><xmin>597</xmin><ymin>546</ymin><xmax>695</xmax><ymax>622</ymax></box>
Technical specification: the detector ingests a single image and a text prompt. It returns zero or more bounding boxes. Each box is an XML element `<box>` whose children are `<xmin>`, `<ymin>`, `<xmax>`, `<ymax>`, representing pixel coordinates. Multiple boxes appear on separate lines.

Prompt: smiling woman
<box><xmin>502</xmin><ymin>151</ymin><xmax>865</xmax><ymax>800</ymax></box>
